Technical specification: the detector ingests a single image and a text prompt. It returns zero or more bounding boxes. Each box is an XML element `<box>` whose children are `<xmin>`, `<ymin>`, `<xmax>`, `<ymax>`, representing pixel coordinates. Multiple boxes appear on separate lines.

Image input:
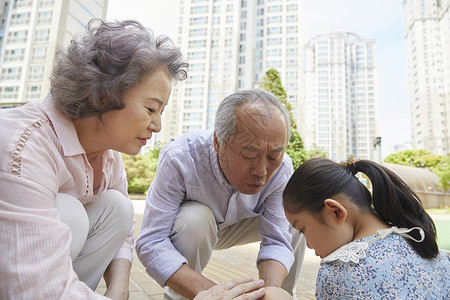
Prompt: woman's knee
<box><xmin>90</xmin><ymin>190</ymin><xmax>134</xmax><ymax>237</ymax></box>
<box><xmin>55</xmin><ymin>193</ymin><xmax>89</xmax><ymax>260</ymax></box>
<box><xmin>106</xmin><ymin>190</ymin><xmax>134</xmax><ymax>235</ymax></box>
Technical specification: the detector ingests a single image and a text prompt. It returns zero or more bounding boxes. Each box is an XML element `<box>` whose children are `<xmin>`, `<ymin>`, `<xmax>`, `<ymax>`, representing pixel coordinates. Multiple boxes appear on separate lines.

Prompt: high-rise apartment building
<box><xmin>403</xmin><ymin>0</ymin><xmax>450</xmax><ymax>155</ymax></box>
<box><xmin>160</xmin><ymin>0</ymin><xmax>303</xmax><ymax>143</ymax></box>
<box><xmin>0</xmin><ymin>0</ymin><xmax>108</xmax><ymax>108</ymax></box>
<box><xmin>302</xmin><ymin>32</ymin><xmax>377</xmax><ymax>161</ymax></box>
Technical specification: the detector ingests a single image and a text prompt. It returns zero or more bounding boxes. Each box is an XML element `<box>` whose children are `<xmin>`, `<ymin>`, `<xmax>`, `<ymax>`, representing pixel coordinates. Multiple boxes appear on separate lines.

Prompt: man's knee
<box><xmin>171</xmin><ymin>201</ymin><xmax>217</xmax><ymax>244</ymax></box>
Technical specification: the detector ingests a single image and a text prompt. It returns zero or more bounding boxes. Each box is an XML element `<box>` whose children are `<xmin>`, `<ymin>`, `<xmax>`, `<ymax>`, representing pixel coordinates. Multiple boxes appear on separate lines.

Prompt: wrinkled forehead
<box><xmin>237</xmin><ymin>101</ymin><xmax>285</xmax><ymax>127</ymax></box>
<box><xmin>230</xmin><ymin>102</ymin><xmax>287</xmax><ymax>150</ymax></box>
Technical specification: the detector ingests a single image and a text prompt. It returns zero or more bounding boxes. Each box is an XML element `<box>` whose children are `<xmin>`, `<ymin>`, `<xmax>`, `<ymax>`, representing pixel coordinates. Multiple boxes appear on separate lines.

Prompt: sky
<box><xmin>107</xmin><ymin>0</ymin><xmax>411</xmax><ymax>158</ymax></box>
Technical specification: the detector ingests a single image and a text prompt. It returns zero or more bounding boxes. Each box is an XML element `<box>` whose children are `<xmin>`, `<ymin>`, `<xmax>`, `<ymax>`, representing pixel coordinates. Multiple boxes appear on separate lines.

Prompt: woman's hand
<box><xmin>194</xmin><ymin>277</ymin><xmax>265</xmax><ymax>300</ymax></box>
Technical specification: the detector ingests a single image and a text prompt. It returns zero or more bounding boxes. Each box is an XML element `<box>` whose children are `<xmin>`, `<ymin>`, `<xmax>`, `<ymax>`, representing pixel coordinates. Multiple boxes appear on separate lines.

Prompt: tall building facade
<box><xmin>403</xmin><ymin>0</ymin><xmax>450</xmax><ymax>155</ymax></box>
<box><xmin>160</xmin><ymin>0</ymin><xmax>303</xmax><ymax>142</ymax></box>
<box><xmin>302</xmin><ymin>33</ymin><xmax>377</xmax><ymax>161</ymax></box>
<box><xmin>0</xmin><ymin>0</ymin><xmax>108</xmax><ymax>108</ymax></box>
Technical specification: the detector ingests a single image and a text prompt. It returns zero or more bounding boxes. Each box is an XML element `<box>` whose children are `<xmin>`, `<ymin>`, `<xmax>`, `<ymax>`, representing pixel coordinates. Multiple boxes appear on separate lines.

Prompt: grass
<box><xmin>434</xmin><ymin>219</ymin><xmax>450</xmax><ymax>250</ymax></box>
<box><xmin>427</xmin><ymin>207</ymin><xmax>450</xmax><ymax>250</ymax></box>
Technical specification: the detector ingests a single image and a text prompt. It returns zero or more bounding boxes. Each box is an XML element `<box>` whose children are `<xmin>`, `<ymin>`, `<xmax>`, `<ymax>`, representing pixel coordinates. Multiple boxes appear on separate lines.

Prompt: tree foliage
<box><xmin>285</xmin><ymin>130</ymin><xmax>308</xmax><ymax>170</ymax></box>
<box><xmin>431</xmin><ymin>155</ymin><xmax>450</xmax><ymax>190</ymax></box>
<box><xmin>306</xmin><ymin>145</ymin><xmax>329</xmax><ymax>159</ymax></box>
<box><xmin>385</xmin><ymin>149</ymin><xmax>449</xmax><ymax>191</ymax></box>
<box><xmin>261</xmin><ymin>68</ymin><xmax>306</xmax><ymax>169</ymax></box>
<box><xmin>121</xmin><ymin>147</ymin><xmax>161</xmax><ymax>194</ymax></box>
<box><xmin>384</xmin><ymin>149</ymin><xmax>443</xmax><ymax>168</ymax></box>
<box><xmin>261</xmin><ymin>68</ymin><xmax>296</xmax><ymax>129</ymax></box>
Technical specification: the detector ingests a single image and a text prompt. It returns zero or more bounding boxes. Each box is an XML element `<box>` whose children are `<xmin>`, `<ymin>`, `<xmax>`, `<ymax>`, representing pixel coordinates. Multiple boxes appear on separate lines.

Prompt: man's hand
<box><xmin>257</xmin><ymin>260</ymin><xmax>286</xmax><ymax>288</ymax></box>
<box><xmin>194</xmin><ymin>277</ymin><xmax>265</xmax><ymax>300</ymax></box>
<box><xmin>103</xmin><ymin>258</ymin><xmax>131</xmax><ymax>300</ymax></box>
<box><xmin>166</xmin><ymin>264</ymin><xmax>217</xmax><ymax>299</ymax></box>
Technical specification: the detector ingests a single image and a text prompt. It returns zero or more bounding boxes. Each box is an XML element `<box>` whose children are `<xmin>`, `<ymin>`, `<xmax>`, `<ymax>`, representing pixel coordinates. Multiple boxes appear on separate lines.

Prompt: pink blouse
<box><xmin>0</xmin><ymin>95</ymin><xmax>134</xmax><ymax>299</ymax></box>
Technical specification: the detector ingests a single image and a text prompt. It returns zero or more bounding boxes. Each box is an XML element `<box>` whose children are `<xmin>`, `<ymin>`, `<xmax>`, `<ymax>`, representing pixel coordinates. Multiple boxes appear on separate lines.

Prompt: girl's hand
<box><xmin>194</xmin><ymin>277</ymin><xmax>265</xmax><ymax>300</ymax></box>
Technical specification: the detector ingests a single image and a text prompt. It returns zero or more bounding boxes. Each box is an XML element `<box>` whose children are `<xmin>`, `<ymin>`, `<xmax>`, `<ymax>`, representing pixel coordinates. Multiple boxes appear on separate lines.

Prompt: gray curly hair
<box><xmin>214</xmin><ymin>89</ymin><xmax>291</xmax><ymax>146</ymax></box>
<box><xmin>50</xmin><ymin>19</ymin><xmax>188</xmax><ymax>119</ymax></box>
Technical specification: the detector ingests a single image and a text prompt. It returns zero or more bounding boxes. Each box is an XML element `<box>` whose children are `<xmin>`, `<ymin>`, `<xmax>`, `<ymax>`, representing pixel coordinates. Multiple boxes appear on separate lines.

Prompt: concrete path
<box><xmin>96</xmin><ymin>200</ymin><xmax>321</xmax><ymax>299</ymax></box>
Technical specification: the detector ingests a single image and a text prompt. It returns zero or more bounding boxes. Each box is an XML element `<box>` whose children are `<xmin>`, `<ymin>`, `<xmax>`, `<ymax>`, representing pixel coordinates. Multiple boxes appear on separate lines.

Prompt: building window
<box><xmin>268</xmin><ymin>5</ymin><xmax>282</xmax><ymax>13</ymax></box>
<box><xmin>268</xmin><ymin>16</ymin><xmax>282</xmax><ymax>24</ymax></box>
<box><xmin>190</xmin><ymin>17</ymin><xmax>208</xmax><ymax>25</ymax></box>
<box><xmin>190</xmin><ymin>5</ymin><xmax>208</xmax><ymax>14</ymax></box>
<box><xmin>37</xmin><ymin>10</ymin><xmax>52</xmax><ymax>24</ymax></box>
<box><xmin>10</xmin><ymin>12</ymin><xmax>31</xmax><ymax>25</ymax></box>
<box><xmin>28</xmin><ymin>65</ymin><xmax>44</xmax><ymax>80</ymax></box>
<box><xmin>189</xmin><ymin>28</ymin><xmax>207</xmax><ymax>37</ymax></box>
<box><xmin>8</xmin><ymin>30</ymin><xmax>28</xmax><ymax>43</ymax></box>
<box><xmin>34</xmin><ymin>29</ymin><xmax>50</xmax><ymax>43</ymax></box>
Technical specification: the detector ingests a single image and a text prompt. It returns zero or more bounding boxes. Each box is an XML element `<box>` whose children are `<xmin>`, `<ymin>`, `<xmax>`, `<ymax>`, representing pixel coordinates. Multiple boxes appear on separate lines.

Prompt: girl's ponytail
<box><xmin>355</xmin><ymin>160</ymin><xmax>438</xmax><ymax>259</ymax></box>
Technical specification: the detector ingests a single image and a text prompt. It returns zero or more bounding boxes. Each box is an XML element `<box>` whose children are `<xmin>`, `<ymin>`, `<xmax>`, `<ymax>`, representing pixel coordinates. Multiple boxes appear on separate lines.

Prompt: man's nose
<box><xmin>250</xmin><ymin>157</ymin><xmax>267</xmax><ymax>177</ymax></box>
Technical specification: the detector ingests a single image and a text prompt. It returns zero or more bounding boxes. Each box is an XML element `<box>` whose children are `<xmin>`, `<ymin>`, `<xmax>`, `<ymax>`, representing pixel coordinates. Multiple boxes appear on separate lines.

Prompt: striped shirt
<box><xmin>0</xmin><ymin>95</ymin><xmax>133</xmax><ymax>299</ymax></box>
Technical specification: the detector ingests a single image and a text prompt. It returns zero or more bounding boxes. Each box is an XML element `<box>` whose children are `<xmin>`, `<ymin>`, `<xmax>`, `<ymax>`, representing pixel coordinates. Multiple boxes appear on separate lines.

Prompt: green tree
<box><xmin>384</xmin><ymin>149</ymin><xmax>443</xmax><ymax>169</ymax></box>
<box><xmin>385</xmin><ymin>149</ymin><xmax>450</xmax><ymax>191</ymax></box>
<box><xmin>261</xmin><ymin>68</ymin><xmax>307</xmax><ymax>169</ymax></box>
<box><xmin>261</xmin><ymin>68</ymin><xmax>296</xmax><ymax>129</ymax></box>
<box><xmin>121</xmin><ymin>147</ymin><xmax>161</xmax><ymax>194</ymax></box>
<box><xmin>306</xmin><ymin>144</ymin><xmax>328</xmax><ymax>159</ymax></box>
<box><xmin>431</xmin><ymin>155</ymin><xmax>450</xmax><ymax>190</ymax></box>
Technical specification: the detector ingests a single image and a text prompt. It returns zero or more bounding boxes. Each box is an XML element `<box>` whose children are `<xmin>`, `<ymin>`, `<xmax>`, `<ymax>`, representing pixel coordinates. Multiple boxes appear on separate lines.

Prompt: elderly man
<box><xmin>136</xmin><ymin>89</ymin><xmax>306</xmax><ymax>300</ymax></box>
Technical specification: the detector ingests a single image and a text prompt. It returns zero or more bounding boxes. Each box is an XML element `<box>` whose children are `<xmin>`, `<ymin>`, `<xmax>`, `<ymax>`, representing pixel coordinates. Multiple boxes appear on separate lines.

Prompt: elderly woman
<box><xmin>0</xmin><ymin>19</ymin><xmax>187</xmax><ymax>299</ymax></box>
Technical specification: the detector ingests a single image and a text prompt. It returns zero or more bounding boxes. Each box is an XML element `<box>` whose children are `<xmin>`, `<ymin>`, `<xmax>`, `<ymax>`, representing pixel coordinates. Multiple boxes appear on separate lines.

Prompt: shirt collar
<box><xmin>43</xmin><ymin>94</ymin><xmax>85</xmax><ymax>157</ymax></box>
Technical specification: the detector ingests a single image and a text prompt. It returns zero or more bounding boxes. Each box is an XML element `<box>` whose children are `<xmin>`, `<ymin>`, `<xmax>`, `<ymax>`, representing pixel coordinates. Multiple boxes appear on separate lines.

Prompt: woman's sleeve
<box><xmin>0</xmin><ymin>137</ymin><xmax>103</xmax><ymax>299</ymax></box>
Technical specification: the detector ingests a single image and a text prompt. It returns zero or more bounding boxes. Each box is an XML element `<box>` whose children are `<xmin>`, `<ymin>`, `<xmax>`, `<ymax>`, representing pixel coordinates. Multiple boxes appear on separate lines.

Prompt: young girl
<box><xmin>283</xmin><ymin>157</ymin><xmax>450</xmax><ymax>299</ymax></box>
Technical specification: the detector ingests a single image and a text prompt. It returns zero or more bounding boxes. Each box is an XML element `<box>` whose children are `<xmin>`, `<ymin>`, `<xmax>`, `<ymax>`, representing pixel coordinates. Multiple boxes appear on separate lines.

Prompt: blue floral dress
<box><xmin>316</xmin><ymin>227</ymin><xmax>450</xmax><ymax>299</ymax></box>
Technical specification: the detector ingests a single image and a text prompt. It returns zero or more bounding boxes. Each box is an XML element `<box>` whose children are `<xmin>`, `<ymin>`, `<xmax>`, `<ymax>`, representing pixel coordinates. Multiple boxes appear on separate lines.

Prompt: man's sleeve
<box><xmin>257</xmin><ymin>155</ymin><xmax>295</xmax><ymax>273</ymax></box>
<box><xmin>135</xmin><ymin>150</ymin><xmax>189</xmax><ymax>287</ymax></box>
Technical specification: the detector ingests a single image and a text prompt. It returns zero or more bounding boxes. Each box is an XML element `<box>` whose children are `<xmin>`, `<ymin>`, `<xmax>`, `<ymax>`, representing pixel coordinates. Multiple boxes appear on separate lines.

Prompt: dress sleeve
<box><xmin>135</xmin><ymin>151</ymin><xmax>189</xmax><ymax>287</ymax></box>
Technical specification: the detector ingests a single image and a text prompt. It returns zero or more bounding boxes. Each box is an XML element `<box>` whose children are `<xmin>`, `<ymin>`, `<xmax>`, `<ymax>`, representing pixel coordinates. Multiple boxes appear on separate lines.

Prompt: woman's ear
<box><xmin>323</xmin><ymin>199</ymin><xmax>347</xmax><ymax>225</ymax></box>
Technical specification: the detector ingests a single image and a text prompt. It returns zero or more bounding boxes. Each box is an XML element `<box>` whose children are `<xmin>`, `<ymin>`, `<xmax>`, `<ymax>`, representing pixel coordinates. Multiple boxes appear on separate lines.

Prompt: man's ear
<box><xmin>323</xmin><ymin>199</ymin><xmax>347</xmax><ymax>225</ymax></box>
<box><xmin>213</xmin><ymin>132</ymin><xmax>220</xmax><ymax>154</ymax></box>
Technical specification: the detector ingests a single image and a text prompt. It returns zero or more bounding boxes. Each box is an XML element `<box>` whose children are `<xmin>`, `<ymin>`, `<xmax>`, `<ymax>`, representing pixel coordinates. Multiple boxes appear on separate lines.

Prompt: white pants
<box><xmin>165</xmin><ymin>201</ymin><xmax>306</xmax><ymax>300</ymax></box>
<box><xmin>55</xmin><ymin>190</ymin><xmax>134</xmax><ymax>290</ymax></box>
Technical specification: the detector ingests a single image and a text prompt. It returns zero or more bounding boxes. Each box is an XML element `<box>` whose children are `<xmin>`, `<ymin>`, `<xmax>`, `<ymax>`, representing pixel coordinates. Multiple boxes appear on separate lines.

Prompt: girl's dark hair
<box><xmin>50</xmin><ymin>19</ymin><xmax>188</xmax><ymax>119</ymax></box>
<box><xmin>283</xmin><ymin>157</ymin><xmax>438</xmax><ymax>259</ymax></box>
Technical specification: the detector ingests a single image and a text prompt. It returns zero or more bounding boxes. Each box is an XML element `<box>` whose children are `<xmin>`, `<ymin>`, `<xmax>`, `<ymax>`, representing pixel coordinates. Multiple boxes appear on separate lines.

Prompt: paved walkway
<box><xmin>97</xmin><ymin>200</ymin><xmax>450</xmax><ymax>299</ymax></box>
<box><xmin>96</xmin><ymin>200</ymin><xmax>321</xmax><ymax>299</ymax></box>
